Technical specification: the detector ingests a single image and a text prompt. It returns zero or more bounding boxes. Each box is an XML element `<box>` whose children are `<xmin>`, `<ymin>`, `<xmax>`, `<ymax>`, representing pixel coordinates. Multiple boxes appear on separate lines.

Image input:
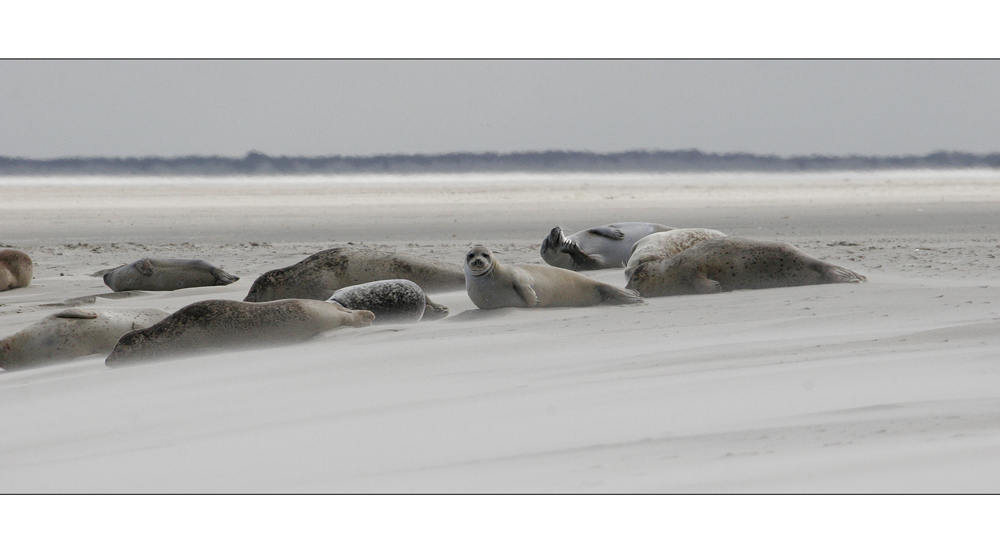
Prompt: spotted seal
<box><xmin>328</xmin><ymin>279</ymin><xmax>448</xmax><ymax>324</ymax></box>
<box><xmin>625</xmin><ymin>237</ymin><xmax>866</xmax><ymax>297</ymax></box>
<box><xmin>103</xmin><ymin>258</ymin><xmax>239</xmax><ymax>292</ymax></box>
<box><xmin>540</xmin><ymin>222</ymin><xmax>674</xmax><ymax>271</ymax></box>
<box><xmin>243</xmin><ymin>246</ymin><xmax>465</xmax><ymax>302</ymax></box>
<box><xmin>0</xmin><ymin>308</ymin><xmax>169</xmax><ymax>371</ymax></box>
<box><xmin>624</xmin><ymin>228</ymin><xmax>727</xmax><ymax>277</ymax></box>
<box><xmin>105</xmin><ymin>299</ymin><xmax>375</xmax><ymax>367</ymax></box>
<box><xmin>464</xmin><ymin>245</ymin><xmax>642</xmax><ymax>309</ymax></box>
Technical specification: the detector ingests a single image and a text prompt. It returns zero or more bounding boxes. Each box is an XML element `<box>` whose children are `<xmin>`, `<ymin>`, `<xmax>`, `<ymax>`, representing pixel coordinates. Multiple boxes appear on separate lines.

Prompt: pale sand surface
<box><xmin>1</xmin><ymin>170</ymin><xmax>999</xmax><ymax>493</ymax></box>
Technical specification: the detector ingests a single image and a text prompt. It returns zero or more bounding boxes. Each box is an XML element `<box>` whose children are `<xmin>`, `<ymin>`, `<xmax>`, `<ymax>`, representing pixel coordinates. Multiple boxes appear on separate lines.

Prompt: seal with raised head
<box><xmin>105</xmin><ymin>299</ymin><xmax>375</xmax><ymax>367</ymax></box>
<box><xmin>328</xmin><ymin>279</ymin><xmax>448</xmax><ymax>324</ymax></box>
<box><xmin>243</xmin><ymin>246</ymin><xmax>466</xmax><ymax>303</ymax></box>
<box><xmin>625</xmin><ymin>237</ymin><xmax>867</xmax><ymax>297</ymax></box>
<box><xmin>103</xmin><ymin>258</ymin><xmax>239</xmax><ymax>292</ymax></box>
<box><xmin>0</xmin><ymin>308</ymin><xmax>169</xmax><ymax>371</ymax></box>
<box><xmin>0</xmin><ymin>249</ymin><xmax>33</xmax><ymax>292</ymax></box>
<box><xmin>464</xmin><ymin>245</ymin><xmax>643</xmax><ymax>309</ymax></box>
<box><xmin>540</xmin><ymin>222</ymin><xmax>674</xmax><ymax>271</ymax></box>
<box><xmin>624</xmin><ymin>228</ymin><xmax>727</xmax><ymax>277</ymax></box>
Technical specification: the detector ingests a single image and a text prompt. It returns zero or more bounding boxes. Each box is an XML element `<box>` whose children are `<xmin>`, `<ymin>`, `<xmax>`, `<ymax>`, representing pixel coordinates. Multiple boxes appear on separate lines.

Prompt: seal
<box><xmin>624</xmin><ymin>228</ymin><xmax>727</xmax><ymax>277</ymax></box>
<box><xmin>464</xmin><ymin>245</ymin><xmax>643</xmax><ymax>309</ymax></box>
<box><xmin>540</xmin><ymin>222</ymin><xmax>674</xmax><ymax>271</ymax></box>
<box><xmin>103</xmin><ymin>258</ymin><xmax>239</xmax><ymax>292</ymax></box>
<box><xmin>0</xmin><ymin>249</ymin><xmax>33</xmax><ymax>292</ymax></box>
<box><xmin>243</xmin><ymin>246</ymin><xmax>466</xmax><ymax>302</ymax></box>
<box><xmin>105</xmin><ymin>299</ymin><xmax>375</xmax><ymax>367</ymax></box>
<box><xmin>625</xmin><ymin>237</ymin><xmax>867</xmax><ymax>297</ymax></box>
<box><xmin>329</xmin><ymin>279</ymin><xmax>449</xmax><ymax>324</ymax></box>
<box><xmin>0</xmin><ymin>308</ymin><xmax>169</xmax><ymax>371</ymax></box>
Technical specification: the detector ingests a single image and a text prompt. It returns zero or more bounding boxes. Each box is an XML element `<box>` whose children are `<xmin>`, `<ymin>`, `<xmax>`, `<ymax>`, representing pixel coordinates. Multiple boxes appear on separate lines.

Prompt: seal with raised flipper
<box><xmin>625</xmin><ymin>237</ymin><xmax>866</xmax><ymax>297</ymax></box>
<box><xmin>243</xmin><ymin>246</ymin><xmax>466</xmax><ymax>303</ymax></box>
<box><xmin>464</xmin><ymin>245</ymin><xmax>643</xmax><ymax>309</ymax></box>
<box><xmin>0</xmin><ymin>249</ymin><xmax>33</xmax><ymax>292</ymax></box>
<box><xmin>105</xmin><ymin>299</ymin><xmax>375</xmax><ymax>367</ymax></box>
<box><xmin>540</xmin><ymin>222</ymin><xmax>674</xmax><ymax>271</ymax></box>
<box><xmin>103</xmin><ymin>258</ymin><xmax>239</xmax><ymax>292</ymax></box>
<box><xmin>0</xmin><ymin>308</ymin><xmax>169</xmax><ymax>371</ymax></box>
<box><xmin>328</xmin><ymin>279</ymin><xmax>448</xmax><ymax>324</ymax></box>
<box><xmin>624</xmin><ymin>228</ymin><xmax>727</xmax><ymax>277</ymax></box>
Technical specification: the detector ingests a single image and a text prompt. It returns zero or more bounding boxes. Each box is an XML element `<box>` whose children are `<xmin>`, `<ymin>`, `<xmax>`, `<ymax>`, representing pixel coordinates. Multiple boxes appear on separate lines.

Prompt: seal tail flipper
<box><xmin>421</xmin><ymin>297</ymin><xmax>450</xmax><ymax>321</ymax></box>
<box><xmin>212</xmin><ymin>268</ymin><xmax>240</xmax><ymax>285</ymax></box>
<box><xmin>600</xmin><ymin>285</ymin><xmax>644</xmax><ymax>305</ymax></box>
<box><xmin>823</xmin><ymin>264</ymin><xmax>867</xmax><ymax>283</ymax></box>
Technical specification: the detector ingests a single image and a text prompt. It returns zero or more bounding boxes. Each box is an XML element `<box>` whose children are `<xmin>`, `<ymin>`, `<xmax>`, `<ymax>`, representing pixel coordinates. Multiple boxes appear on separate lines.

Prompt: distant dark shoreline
<box><xmin>2</xmin><ymin>149</ymin><xmax>999</xmax><ymax>176</ymax></box>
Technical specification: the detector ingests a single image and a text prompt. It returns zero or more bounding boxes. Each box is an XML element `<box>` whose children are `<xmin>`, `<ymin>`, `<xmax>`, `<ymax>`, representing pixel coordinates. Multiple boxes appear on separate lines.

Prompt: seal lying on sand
<box><xmin>625</xmin><ymin>237</ymin><xmax>866</xmax><ymax>297</ymax></box>
<box><xmin>0</xmin><ymin>308</ymin><xmax>169</xmax><ymax>371</ymax></box>
<box><xmin>464</xmin><ymin>245</ymin><xmax>642</xmax><ymax>309</ymax></box>
<box><xmin>103</xmin><ymin>258</ymin><xmax>239</xmax><ymax>292</ymax></box>
<box><xmin>105</xmin><ymin>299</ymin><xmax>375</xmax><ymax>367</ymax></box>
<box><xmin>0</xmin><ymin>249</ymin><xmax>33</xmax><ymax>292</ymax></box>
<box><xmin>624</xmin><ymin>228</ymin><xmax>727</xmax><ymax>277</ymax></box>
<box><xmin>329</xmin><ymin>279</ymin><xmax>448</xmax><ymax>324</ymax></box>
<box><xmin>243</xmin><ymin>246</ymin><xmax>465</xmax><ymax>302</ymax></box>
<box><xmin>540</xmin><ymin>222</ymin><xmax>674</xmax><ymax>271</ymax></box>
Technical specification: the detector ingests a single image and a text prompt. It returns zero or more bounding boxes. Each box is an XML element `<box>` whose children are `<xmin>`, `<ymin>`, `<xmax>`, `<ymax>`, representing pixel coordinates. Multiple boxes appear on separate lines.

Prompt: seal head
<box><xmin>0</xmin><ymin>249</ymin><xmax>33</xmax><ymax>292</ymax></box>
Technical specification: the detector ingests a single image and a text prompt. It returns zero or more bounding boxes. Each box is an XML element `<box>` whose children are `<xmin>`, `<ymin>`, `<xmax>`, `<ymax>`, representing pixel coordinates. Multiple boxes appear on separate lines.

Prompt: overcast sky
<box><xmin>3</xmin><ymin>59</ymin><xmax>1000</xmax><ymax>159</ymax></box>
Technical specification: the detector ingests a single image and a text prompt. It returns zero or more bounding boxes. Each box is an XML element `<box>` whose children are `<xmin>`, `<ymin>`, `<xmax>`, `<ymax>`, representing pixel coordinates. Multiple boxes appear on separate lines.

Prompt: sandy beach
<box><xmin>2</xmin><ymin>170</ymin><xmax>999</xmax><ymax>493</ymax></box>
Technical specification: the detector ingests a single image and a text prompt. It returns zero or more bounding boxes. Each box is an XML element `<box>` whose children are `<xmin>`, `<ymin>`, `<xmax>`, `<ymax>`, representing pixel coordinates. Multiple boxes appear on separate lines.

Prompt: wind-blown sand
<box><xmin>2</xmin><ymin>170</ymin><xmax>999</xmax><ymax>493</ymax></box>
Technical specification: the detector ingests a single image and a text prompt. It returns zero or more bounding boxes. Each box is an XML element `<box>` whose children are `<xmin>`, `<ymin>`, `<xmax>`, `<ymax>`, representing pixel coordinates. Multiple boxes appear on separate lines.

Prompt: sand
<box><xmin>1</xmin><ymin>170</ymin><xmax>999</xmax><ymax>493</ymax></box>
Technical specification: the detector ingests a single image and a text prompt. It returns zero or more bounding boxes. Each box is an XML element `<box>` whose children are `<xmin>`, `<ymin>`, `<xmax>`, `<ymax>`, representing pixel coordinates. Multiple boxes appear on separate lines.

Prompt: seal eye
<box><xmin>482</xmin><ymin>253</ymin><xmax>490</xmax><ymax>258</ymax></box>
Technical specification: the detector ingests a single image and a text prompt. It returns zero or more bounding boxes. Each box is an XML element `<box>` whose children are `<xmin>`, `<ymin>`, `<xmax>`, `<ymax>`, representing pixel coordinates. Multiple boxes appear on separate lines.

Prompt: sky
<box><xmin>4</xmin><ymin>59</ymin><xmax>1000</xmax><ymax>159</ymax></box>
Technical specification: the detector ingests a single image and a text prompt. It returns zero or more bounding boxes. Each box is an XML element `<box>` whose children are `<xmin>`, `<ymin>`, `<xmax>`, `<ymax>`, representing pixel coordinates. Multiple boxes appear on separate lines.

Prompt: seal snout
<box><xmin>468</xmin><ymin>258</ymin><xmax>487</xmax><ymax>271</ymax></box>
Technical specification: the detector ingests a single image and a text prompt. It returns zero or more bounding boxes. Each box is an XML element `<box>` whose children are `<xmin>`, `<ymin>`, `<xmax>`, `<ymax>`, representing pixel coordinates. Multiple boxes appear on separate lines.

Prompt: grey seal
<box><xmin>329</xmin><ymin>279</ymin><xmax>449</xmax><ymax>324</ymax></box>
<box><xmin>625</xmin><ymin>237</ymin><xmax>866</xmax><ymax>297</ymax></box>
<box><xmin>0</xmin><ymin>249</ymin><xmax>33</xmax><ymax>292</ymax></box>
<box><xmin>464</xmin><ymin>245</ymin><xmax>643</xmax><ymax>309</ymax></box>
<box><xmin>105</xmin><ymin>299</ymin><xmax>375</xmax><ymax>367</ymax></box>
<box><xmin>243</xmin><ymin>246</ymin><xmax>465</xmax><ymax>303</ymax></box>
<box><xmin>540</xmin><ymin>222</ymin><xmax>674</xmax><ymax>271</ymax></box>
<box><xmin>0</xmin><ymin>308</ymin><xmax>169</xmax><ymax>371</ymax></box>
<box><xmin>103</xmin><ymin>258</ymin><xmax>239</xmax><ymax>292</ymax></box>
<box><xmin>624</xmin><ymin>228</ymin><xmax>727</xmax><ymax>277</ymax></box>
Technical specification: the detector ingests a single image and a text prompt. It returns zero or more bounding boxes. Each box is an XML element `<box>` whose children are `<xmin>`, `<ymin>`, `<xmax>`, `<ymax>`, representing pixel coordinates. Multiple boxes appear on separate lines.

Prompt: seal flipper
<box><xmin>691</xmin><ymin>275</ymin><xmax>723</xmax><ymax>294</ymax></box>
<box><xmin>512</xmin><ymin>279</ymin><xmax>539</xmax><ymax>307</ymax></box>
<box><xmin>560</xmin><ymin>240</ymin><xmax>605</xmax><ymax>271</ymax></box>
<box><xmin>54</xmin><ymin>308</ymin><xmax>99</xmax><ymax>319</ymax></box>
<box><xmin>137</xmin><ymin>259</ymin><xmax>155</xmax><ymax>277</ymax></box>
<box><xmin>586</xmin><ymin>226</ymin><xmax>627</xmax><ymax>240</ymax></box>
